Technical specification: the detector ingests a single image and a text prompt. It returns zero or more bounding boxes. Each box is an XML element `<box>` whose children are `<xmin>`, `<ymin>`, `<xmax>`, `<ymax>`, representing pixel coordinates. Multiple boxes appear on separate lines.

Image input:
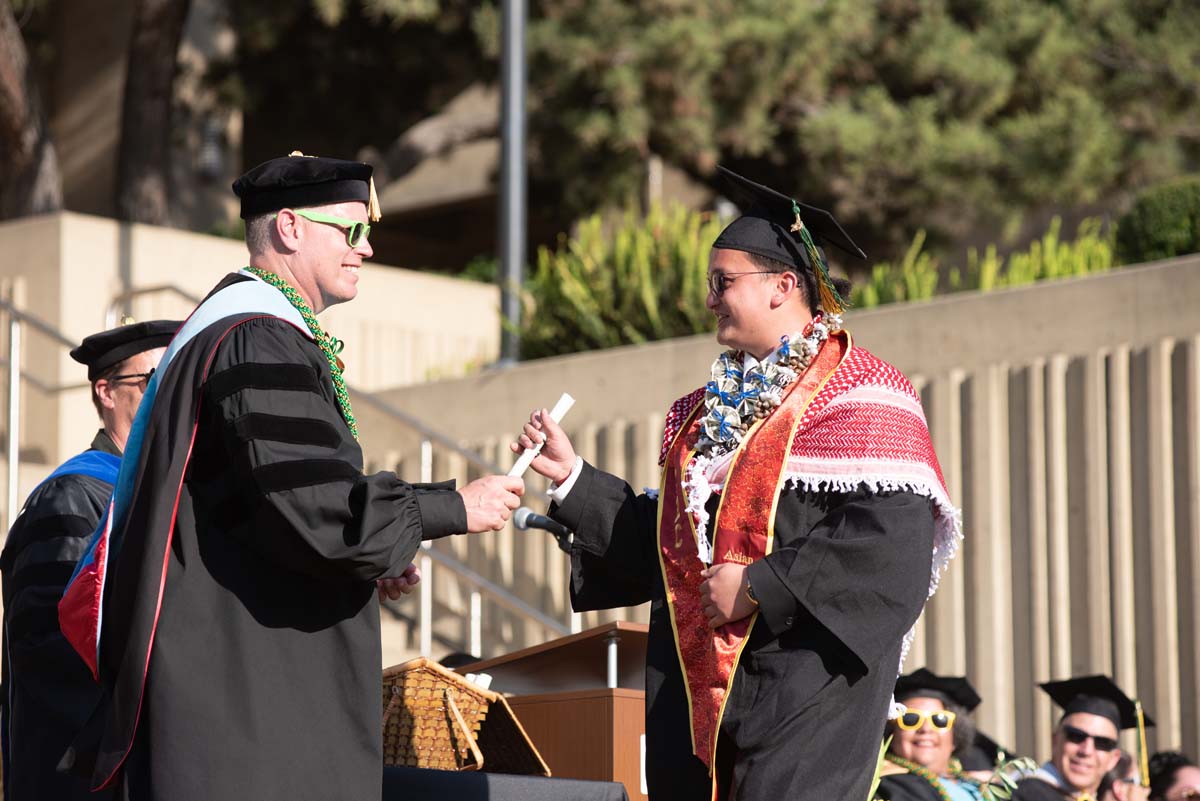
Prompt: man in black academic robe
<box><xmin>511</xmin><ymin>168</ymin><xmax>960</xmax><ymax>801</ymax></box>
<box><xmin>1</xmin><ymin>319</ymin><xmax>177</xmax><ymax>801</ymax></box>
<box><xmin>58</xmin><ymin>154</ymin><xmax>524</xmax><ymax>801</ymax></box>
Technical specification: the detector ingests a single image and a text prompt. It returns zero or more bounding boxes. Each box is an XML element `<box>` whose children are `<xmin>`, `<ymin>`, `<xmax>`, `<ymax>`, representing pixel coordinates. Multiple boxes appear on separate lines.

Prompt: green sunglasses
<box><xmin>279</xmin><ymin>209</ymin><xmax>371</xmax><ymax>247</ymax></box>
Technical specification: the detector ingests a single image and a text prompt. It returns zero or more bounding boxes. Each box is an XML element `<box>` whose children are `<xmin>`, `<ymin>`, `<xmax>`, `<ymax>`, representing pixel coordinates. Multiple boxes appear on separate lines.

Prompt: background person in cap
<box><xmin>1013</xmin><ymin>675</ymin><xmax>1154</xmax><ymax>801</ymax></box>
<box><xmin>56</xmin><ymin>153</ymin><xmax>523</xmax><ymax>801</ymax></box>
<box><xmin>511</xmin><ymin>167</ymin><xmax>960</xmax><ymax>801</ymax></box>
<box><xmin>875</xmin><ymin>668</ymin><xmax>988</xmax><ymax>801</ymax></box>
<box><xmin>0</xmin><ymin>319</ymin><xmax>176</xmax><ymax>801</ymax></box>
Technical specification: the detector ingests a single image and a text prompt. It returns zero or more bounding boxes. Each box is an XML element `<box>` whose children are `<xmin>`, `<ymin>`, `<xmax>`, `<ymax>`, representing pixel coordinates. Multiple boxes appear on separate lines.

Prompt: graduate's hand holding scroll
<box><xmin>459</xmin><ymin>475</ymin><xmax>525</xmax><ymax>532</ymax></box>
<box><xmin>510</xmin><ymin>408</ymin><xmax>577</xmax><ymax>485</ymax></box>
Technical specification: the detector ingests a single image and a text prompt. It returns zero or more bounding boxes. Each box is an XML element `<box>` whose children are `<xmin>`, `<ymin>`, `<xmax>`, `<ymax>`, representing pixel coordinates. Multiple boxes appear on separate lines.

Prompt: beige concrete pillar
<box><xmin>924</xmin><ymin>371</ymin><xmax>967</xmax><ymax>675</ymax></box>
<box><xmin>964</xmin><ymin>364</ymin><xmax>1015</xmax><ymax>745</ymax></box>
<box><xmin>1145</xmin><ymin>340</ymin><xmax>1180</xmax><ymax>745</ymax></box>
<box><xmin>1045</xmin><ymin>356</ymin><xmax>1073</xmax><ymax>680</ymax></box>
<box><xmin>1081</xmin><ymin>352</ymin><xmax>1113</xmax><ymax>670</ymax></box>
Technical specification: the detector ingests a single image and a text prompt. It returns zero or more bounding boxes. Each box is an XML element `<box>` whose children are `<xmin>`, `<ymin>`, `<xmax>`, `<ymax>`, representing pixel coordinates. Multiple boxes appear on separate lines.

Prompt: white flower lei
<box><xmin>683</xmin><ymin>313</ymin><xmax>840</xmax><ymax>563</ymax></box>
<box><xmin>694</xmin><ymin>313</ymin><xmax>840</xmax><ymax>458</ymax></box>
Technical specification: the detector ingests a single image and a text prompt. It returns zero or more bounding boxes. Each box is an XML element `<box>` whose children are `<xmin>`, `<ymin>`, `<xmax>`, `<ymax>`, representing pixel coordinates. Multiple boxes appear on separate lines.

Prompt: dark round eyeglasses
<box><xmin>707</xmin><ymin>271</ymin><xmax>776</xmax><ymax>297</ymax></box>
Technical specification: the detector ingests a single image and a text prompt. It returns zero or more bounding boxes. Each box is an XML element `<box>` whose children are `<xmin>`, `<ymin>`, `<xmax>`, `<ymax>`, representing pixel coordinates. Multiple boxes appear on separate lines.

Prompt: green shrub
<box><xmin>519</xmin><ymin>209</ymin><xmax>1117</xmax><ymax>358</ymax></box>
<box><xmin>856</xmin><ymin>217</ymin><xmax>1114</xmax><ymax>309</ymax></box>
<box><xmin>519</xmin><ymin>204</ymin><xmax>724</xmax><ymax>359</ymax></box>
<box><xmin>1115</xmin><ymin>176</ymin><xmax>1200</xmax><ymax>264</ymax></box>
<box><xmin>850</xmin><ymin>230</ymin><xmax>941</xmax><ymax>308</ymax></box>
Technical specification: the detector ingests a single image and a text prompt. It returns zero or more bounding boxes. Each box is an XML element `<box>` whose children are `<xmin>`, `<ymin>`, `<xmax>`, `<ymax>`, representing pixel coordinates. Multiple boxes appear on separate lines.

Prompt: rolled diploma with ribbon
<box><xmin>508</xmin><ymin>393</ymin><xmax>576</xmax><ymax>478</ymax></box>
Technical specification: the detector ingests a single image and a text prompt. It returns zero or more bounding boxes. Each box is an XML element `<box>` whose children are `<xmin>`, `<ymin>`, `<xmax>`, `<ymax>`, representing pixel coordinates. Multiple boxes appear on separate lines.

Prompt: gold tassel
<box><xmin>368</xmin><ymin>176</ymin><xmax>382</xmax><ymax>222</ymax></box>
<box><xmin>1136</xmin><ymin>700</ymin><xmax>1150</xmax><ymax>787</ymax></box>
<box><xmin>289</xmin><ymin>149</ymin><xmax>380</xmax><ymax>221</ymax></box>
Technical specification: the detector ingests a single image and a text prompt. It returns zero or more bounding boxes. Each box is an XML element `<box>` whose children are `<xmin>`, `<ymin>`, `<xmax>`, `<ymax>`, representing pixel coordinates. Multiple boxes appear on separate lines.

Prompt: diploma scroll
<box><xmin>508</xmin><ymin>393</ymin><xmax>575</xmax><ymax>478</ymax></box>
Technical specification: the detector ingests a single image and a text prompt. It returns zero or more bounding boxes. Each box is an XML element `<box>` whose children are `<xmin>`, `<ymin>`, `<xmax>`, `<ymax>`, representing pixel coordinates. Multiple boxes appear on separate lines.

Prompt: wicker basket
<box><xmin>381</xmin><ymin>657</ymin><xmax>550</xmax><ymax>776</ymax></box>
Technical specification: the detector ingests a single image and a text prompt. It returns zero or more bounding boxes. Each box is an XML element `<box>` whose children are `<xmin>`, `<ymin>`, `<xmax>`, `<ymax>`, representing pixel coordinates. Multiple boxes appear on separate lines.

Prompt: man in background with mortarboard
<box><xmin>512</xmin><ymin>167</ymin><xmax>961</xmax><ymax>800</ymax></box>
<box><xmin>55</xmin><ymin>153</ymin><xmax>524</xmax><ymax>801</ymax></box>
<box><xmin>1013</xmin><ymin>675</ymin><xmax>1155</xmax><ymax>801</ymax></box>
<box><xmin>0</xmin><ymin>319</ymin><xmax>177</xmax><ymax>801</ymax></box>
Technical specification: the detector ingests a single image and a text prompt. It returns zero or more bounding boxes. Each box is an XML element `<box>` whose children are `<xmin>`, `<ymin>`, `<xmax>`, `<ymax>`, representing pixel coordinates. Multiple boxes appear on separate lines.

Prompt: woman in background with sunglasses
<box><xmin>876</xmin><ymin>668</ymin><xmax>989</xmax><ymax>801</ymax></box>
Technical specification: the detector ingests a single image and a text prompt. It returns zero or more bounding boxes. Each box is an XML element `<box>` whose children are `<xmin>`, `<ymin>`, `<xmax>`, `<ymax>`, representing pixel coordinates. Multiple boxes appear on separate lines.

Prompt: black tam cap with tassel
<box><xmin>233</xmin><ymin>150</ymin><xmax>381</xmax><ymax>222</ymax></box>
<box><xmin>712</xmin><ymin>165</ymin><xmax>864</xmax><ymax>315</ymax></box>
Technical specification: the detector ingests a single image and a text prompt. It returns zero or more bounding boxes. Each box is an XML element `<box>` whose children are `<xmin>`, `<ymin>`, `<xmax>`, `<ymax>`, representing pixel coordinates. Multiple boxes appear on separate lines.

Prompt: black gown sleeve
<box><xmin>549</xmin><ymin>460</ymin><xmax>661</xmax><ymax>610</ymax></box>
<box><xmin>200</xmin><ymin>317</ymin><xmax>467</xmax><ymax>581</ymax></box>
<box><xmin>744</xmin><ymin>486</ymin><xmax>935</xmax><ymax>673</ymax></box>
<box><xmin>876</xmin><ymin>773</ymin><xmax>943</xmax><ymax>801</ymax></box>
<box><xmin>1</xmin><ymin>476</ymin><xmax>108</xmax><ymax>645</ymax></box>
<box><xmin>1011</xmin><ymin>779</ymin><xmax>1071</xmax><ymax>801</ymax></box>
<box><xmin>0</xmin><ymin>474</ymin><xmax>112</xmax><ymax>801</ymax></box>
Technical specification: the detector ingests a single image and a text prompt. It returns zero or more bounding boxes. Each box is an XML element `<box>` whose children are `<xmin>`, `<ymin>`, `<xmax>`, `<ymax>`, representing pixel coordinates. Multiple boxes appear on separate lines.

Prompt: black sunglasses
<box><xmin>1062</xmin><ymin>724</ymin><xmax>1118</xmax><ymax>752</ymax></box>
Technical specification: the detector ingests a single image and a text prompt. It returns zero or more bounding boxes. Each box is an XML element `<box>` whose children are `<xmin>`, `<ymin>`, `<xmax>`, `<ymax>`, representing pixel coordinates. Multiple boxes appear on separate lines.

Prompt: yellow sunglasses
<box><xmin>896</xmin><ymin>708</ymin><xmax>957</xmax><ymax>731</ymax></box>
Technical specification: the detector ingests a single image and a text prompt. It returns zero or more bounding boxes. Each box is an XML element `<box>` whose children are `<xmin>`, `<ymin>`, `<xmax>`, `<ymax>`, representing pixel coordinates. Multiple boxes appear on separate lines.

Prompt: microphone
<box><xmin>513</xmin><ymin>507</ymin><xmax>574</xmax><ymax>553</ymax></box>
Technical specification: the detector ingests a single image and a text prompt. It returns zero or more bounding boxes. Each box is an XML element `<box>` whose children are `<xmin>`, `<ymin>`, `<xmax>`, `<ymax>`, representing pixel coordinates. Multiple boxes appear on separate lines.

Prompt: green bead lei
<box><xmin>884</xmin><ymin>754</ymin><xmax>984</xmax><ymax>801</ymax></box>
<box><xmin>245</xmin><ymin>266</ymin><xmax>358</xmax><ymax>438</ymax></box>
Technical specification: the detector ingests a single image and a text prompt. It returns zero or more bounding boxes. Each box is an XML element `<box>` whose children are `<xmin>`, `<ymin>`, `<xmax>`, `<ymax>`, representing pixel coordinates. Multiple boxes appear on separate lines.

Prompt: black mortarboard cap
<box><xmin>895</xmin><ymin>668</ymin><xmax>982</xmax><ymax>711</ymax></box>
<box><xmin>713</xmin><ymin>165</ymin><xmax>866</xmax><ymax>265</ymax></box>
<box><xmin>233</xmin><ymin>151</ymin><xmax>381</xmax><ymax>221</ymax></box>
<box><xmin>70</xmin><ymin>320</ymin><xmax>180</xmax><ymax>381</ymax></box>
<box><xmin>712</xmin><ymin>166</ymin><xmax>865</xmax><ymax>314</ymax></box>
<box><xmin>1039</xmin><ymin>675</ymin><xmax>1154</xmax><ymax>730</ymax></box>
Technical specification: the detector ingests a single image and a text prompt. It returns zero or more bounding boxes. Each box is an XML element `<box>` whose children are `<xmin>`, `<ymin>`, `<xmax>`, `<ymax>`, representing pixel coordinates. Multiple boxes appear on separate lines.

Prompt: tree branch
<box><xmin>0</xmin><ymin>0</ymin><xmax>61</xmax><ymax>219</ymax></box>
<box><xmin>115</xmin><ymin>0</ymin><xmax>192</xmax><ymax>223</ymax></box>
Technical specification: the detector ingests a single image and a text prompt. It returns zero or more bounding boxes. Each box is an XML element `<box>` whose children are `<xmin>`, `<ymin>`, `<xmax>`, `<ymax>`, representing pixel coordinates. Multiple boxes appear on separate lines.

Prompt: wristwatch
<box><xmin>745</xmin><ymin>576</ymin><xmax>760</xmax><ymax>607</ymax></box>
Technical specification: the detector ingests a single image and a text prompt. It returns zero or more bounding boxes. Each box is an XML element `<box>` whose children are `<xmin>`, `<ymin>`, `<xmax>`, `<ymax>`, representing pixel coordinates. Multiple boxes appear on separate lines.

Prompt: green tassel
<box><xmin>791</xmin><ymin>200</ymin><xmax>847</xmax><ymax>315</ymax></box>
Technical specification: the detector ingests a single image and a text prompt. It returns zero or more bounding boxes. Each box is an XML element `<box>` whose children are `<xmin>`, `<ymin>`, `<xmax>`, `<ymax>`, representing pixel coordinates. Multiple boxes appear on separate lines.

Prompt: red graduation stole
<box><xmin>655</xmin><ymin>331</ymin><xmax>849</xmax><ymax>771</ymax></box>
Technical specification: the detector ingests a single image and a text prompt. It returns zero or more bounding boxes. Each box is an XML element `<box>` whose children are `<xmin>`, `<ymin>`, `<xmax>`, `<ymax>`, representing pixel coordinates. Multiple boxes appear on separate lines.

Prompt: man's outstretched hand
<box><xmin>510</xmin><ymin>407</ymin><xmax>578</xmax><ymax>485</ymax></box>
<box><xmin>459</xmin><ymin>475</ymin><xmax>525</xmax><ymax>532</ymax></box>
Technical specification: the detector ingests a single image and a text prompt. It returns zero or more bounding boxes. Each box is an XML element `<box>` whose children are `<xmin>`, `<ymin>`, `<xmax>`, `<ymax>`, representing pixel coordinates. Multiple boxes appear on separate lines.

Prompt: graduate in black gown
<box><xmin>512</xmin><ymin>168</ymin><xmax>962</xmax><ymax>801</ymax></box>
<box><xmin>0</xmin><ymin>319</ymin><xmax>177</xmax><ymax>801</ymax></box>
<box><xmin>1013</xmin><ymin>676</ymin><xmax>1154</xmax><ymax>801</ymax></box>
<box><xmin>876</xmin><ymin>669</ymin><xmax>988</xmax><ymax>801</ymax></box>
<box><xmin>56</xmin><ymin>154</ymin><xmax>525</xmax><ymax>801</ymax></box>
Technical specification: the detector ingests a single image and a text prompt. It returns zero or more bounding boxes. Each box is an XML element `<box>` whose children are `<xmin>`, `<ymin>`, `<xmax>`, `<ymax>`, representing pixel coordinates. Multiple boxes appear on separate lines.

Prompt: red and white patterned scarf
<box><xmin>659</xmin><ymin>337</ymin><xmax>962</xmax><ymax>671</ymax></box>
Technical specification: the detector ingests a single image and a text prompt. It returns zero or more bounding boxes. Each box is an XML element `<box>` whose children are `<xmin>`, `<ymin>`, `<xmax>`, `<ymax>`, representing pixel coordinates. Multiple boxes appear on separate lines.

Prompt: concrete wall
<box><xmin>367</xmin><ymin>258</ymin><xmax>1200</xmax><ymax>761</ymax></box>
<box><xmin>0</xmin><ymin>211</ymin><xmax>500</xmax><ymax>473</ymax></box>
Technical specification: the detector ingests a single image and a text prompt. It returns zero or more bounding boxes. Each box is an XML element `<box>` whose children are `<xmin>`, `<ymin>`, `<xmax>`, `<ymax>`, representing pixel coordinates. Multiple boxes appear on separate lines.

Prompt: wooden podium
<box><xmin>459</xmin><ymin>622</ymin><xmax>648</xmax><ymax>801</ymax></box>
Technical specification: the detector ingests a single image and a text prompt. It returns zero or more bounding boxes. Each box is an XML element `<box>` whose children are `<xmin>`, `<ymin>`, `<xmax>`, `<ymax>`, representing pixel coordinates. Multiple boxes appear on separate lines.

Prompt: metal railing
<box><xmin>2</xmin><ymin>284</ymin><xmax>568</xmax><ymax>660</ymax></box>
<box><xmin>105</xmin><ymin>284</ymin><xmax>203</xmax><ymax>328</ymax></box>
<box><xmin>0</xmin><ymin>297</ymin><xmax>83</xmax><ymax>530</ymax></box>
